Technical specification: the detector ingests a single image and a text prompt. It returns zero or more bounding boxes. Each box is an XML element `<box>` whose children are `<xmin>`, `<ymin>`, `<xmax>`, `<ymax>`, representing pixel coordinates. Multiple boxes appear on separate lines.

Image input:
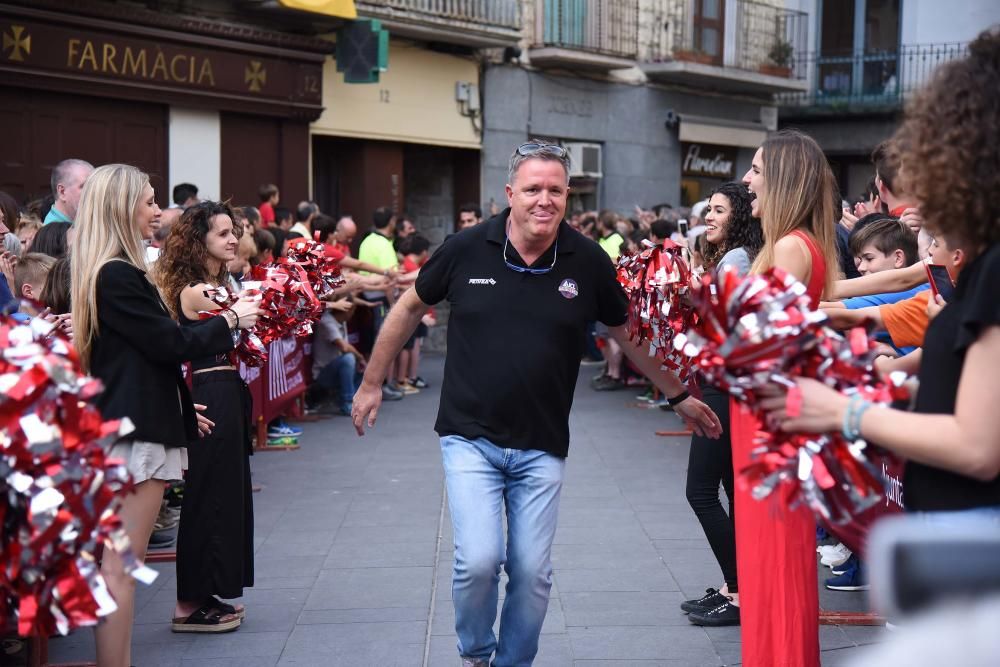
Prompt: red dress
<box><xmin>731</xmin><ymin>230</ymin><xmax>826</xmax><ymax>666</ymax></box>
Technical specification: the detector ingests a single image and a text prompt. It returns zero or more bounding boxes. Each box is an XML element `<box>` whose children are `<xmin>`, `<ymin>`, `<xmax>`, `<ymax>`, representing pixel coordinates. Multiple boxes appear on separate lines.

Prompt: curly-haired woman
<box><xmin>682</xmin><ymin>182</ymin><xmax>763</xmax><ymax>627</ymax></box>
<box><xmin>154</xmin><ymin>201</ymin><xmax>256</xmax><ymax>634</ymax></box>
<box><xmin>71</xmin><ymin>166</ymin><xmax>261</xmax><ymax>665</ymax></box>
<box><xmin>700</xmin><ymin>182</ymin><xmax>765</xmax><ymax>274</ymax></box>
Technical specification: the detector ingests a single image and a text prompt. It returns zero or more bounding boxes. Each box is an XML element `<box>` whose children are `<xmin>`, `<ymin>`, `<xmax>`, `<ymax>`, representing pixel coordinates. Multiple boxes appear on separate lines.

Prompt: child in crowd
<box><xmin>257</xmin><ymin>184</ymin><xmax>279</xmax><ymax>226</ymax></box>
<box><xmin>14</xmin><ymin>252</ymin><xmax>55</xmax><ymax>302</ymax></box>
<box><xmin>15</xmin><ymin>217</ymin><xmax>41</xmax><ymax>253</ymax></box>
<box><xmin>40</xmin><ymin>257</ymin><xmax>71</xmax><ymax>315</ymax></box>
<box><xmin>396</xmin><ymin>235</ymin><xmax>435</xmax><ymax>391</ymax></box>
<box><xmin>252</xmin><ymin>228</ymin><xmax>276</xmax><ymax>266</ymax></box>
<box><xmin>848</xmin><ymin>217</ymin><xmax>916</xmax><ymax>276</ymax></box>
<box><xmin>16</xmin><ymin>253</ymin><xmax>73</xmax><ymax>336</ymax></box>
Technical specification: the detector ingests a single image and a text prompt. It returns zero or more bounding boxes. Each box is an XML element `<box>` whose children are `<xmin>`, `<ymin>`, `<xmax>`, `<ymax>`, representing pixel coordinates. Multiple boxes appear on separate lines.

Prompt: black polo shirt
<box><xmin>415</xmin><ymin>208</ymin><xmax>628</xmax><ymax>457</ymax></box>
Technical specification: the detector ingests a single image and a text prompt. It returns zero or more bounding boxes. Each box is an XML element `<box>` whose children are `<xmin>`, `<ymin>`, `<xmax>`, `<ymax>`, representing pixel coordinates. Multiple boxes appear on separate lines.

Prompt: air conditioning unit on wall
<box><xmin>564</xmin><ymin>142</ymin><xmax>603</xmax><ymax>178</ymax></box>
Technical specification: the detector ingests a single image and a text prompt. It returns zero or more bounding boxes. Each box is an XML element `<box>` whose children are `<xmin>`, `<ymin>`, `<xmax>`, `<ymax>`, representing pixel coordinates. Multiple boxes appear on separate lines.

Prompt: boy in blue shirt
<box><xmin>828</xmin><ymin>217</ymin><xmax>928</xmax><ymax>354</ymax></box>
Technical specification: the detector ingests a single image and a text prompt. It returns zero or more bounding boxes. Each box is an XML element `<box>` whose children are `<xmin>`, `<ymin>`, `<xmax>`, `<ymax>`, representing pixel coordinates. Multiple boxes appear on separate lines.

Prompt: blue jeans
<box><xmin>440</xmin><ymin>435</ymin><xmax>565</xmax><ymax>666</ymax></box>
<box><xmin>315</xmin><ymin>353</ymin><xmax>356</xmax><ymax>412</ymax></box>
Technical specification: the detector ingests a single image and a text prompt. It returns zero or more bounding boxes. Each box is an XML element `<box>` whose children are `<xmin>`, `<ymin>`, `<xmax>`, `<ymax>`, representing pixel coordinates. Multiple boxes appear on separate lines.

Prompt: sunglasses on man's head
<box><xmin>516</xmin><ymin>142</ymin><xmax>567</xmax><ymax>158</ymax></box>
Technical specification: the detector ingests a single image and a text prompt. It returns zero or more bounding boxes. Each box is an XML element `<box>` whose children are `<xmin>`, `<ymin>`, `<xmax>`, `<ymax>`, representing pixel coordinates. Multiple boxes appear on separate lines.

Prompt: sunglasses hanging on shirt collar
<box><xmin>503</xmin><ymin>220</ymin><xmax>558</xmax><ymax>275</ymax></box>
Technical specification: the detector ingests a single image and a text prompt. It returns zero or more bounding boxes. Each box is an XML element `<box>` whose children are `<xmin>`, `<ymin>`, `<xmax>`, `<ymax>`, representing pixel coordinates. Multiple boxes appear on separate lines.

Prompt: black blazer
<box><xmin>90</xmin><ymin>260</ymin><xmax>234</xmax><ymax>446</ymax></box>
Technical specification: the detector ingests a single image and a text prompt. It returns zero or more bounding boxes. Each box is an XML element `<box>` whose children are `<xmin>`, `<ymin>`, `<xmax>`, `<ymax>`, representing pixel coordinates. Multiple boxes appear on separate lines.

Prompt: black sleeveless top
<box><xmin>178</xmin><ymin>287</ymin><xmax>235</xmax><ymax>371</ymax></box>
<box><xmin>905</xmin><ymin>243</ymin><xmax>1000</xmax><ymax>511</ymax></box>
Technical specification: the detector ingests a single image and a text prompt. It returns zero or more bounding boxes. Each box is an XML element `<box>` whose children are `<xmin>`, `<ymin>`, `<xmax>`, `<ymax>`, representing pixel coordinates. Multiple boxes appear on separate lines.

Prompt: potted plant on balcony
<box><xmin>760</xmin><ymin>39</ymin><xmax>793</xmax><ymax>77</ymax></box>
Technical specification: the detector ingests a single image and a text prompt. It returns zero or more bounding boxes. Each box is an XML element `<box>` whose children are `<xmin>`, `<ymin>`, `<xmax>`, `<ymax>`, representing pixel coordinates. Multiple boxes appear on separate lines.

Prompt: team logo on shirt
<box><xmin>469</xmin><ymin>278</ymin><xmax>496</xmax><ymax>285</ymax></box>
<box><xmin>558</xmin><ymin>278</ymin><xmax>579</xmax><ymax>299</ymax></box>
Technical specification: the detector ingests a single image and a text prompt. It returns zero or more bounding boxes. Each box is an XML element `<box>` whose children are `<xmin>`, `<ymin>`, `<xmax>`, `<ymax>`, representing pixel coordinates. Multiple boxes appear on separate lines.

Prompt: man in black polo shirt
<box><xmin>353</xmin><ymin>141</ymin><xmax>721</xmax><ymax>666</ymax></box>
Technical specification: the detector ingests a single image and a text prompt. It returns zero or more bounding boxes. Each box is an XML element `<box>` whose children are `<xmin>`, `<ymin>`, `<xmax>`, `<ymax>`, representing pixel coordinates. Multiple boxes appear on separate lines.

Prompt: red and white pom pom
<box><xmin>674</xmin><ymin>267</ymin><xmax>908</xmax><ymax>551</ymax></box>
<box><xmin>1</xmin><ymin>315</ymin><xmax>156</xmax><ymax>637</ymax></box>
<box><xmin>616</xmin><ymin>239</ymin><xmax>697</xmax><ymax>379</ymax></box>
<box><xmin>199</xmin><ymin>241</ymin><xmax>346</xmax><ymax>367</ymax></box>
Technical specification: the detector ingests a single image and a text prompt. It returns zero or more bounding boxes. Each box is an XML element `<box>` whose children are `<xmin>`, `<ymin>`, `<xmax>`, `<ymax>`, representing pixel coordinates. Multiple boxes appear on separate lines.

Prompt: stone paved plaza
<box><xmin>48</xmin><ymin>356</ymin><xmax>886</xmax><ymax>666</ymax></box>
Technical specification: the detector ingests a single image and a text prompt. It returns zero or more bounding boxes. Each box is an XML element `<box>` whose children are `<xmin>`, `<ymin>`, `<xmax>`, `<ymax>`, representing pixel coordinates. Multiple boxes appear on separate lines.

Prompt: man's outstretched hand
<box><xmin>351</xmin><ymin>382</ymin><xmax>383</xmax><ymax>436</ymax></box>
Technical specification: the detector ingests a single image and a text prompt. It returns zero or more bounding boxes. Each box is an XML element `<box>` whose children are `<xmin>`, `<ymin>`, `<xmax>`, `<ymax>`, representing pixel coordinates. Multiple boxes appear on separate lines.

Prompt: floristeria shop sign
<box><xmin>0</xmin><ymin>6</ymin><xmax>326</xmax><ymax>119</ymax></box>
<box><xmin>681</xmin><ymin>142</ymin><xmax>738</xmax><ymax>180</ymax></box>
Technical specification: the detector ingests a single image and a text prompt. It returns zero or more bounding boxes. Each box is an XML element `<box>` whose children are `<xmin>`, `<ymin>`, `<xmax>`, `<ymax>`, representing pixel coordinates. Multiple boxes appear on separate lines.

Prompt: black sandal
<box><xmin>171</xmin><ymin>602</ymin><xmax>241</xmax><ymax>633</ymax></box>
<box><xmin>210</xmin><ymin>596</ymin><xmax>246</xmax><ymax>620</ymax></box>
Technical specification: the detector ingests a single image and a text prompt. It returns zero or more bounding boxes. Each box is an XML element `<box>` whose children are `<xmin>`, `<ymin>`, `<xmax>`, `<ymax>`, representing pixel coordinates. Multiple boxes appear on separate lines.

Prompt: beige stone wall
<box><xmin>313</xmin><ymin>40</ymin><xmax>481</xmax><ymax>149</ymax></box>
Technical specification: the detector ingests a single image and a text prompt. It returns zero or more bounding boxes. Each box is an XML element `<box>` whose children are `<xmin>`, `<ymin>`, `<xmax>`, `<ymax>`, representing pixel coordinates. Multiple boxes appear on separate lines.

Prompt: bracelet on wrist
<box><xmin>842</xmin><ymin>395</ymin><xmax>874</xmax><ymax>441</ymax></box>
<box><xmin>667</xmin><ymin>390</ymin><xmax>690</xmax><ymax>407</ymax></box>
<box><xmin>841</xmin><ymin>395</ymin><xmax>862</xmax><ymax>441</ymax></box>
<box><xmin>851</xmin><ymin>400</ymin><xmax>875</xmax><ymax>440</ymax></box>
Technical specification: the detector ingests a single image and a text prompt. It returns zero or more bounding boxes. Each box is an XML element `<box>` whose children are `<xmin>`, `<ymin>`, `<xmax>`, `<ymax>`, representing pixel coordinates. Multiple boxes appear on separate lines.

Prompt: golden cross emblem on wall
<box><xmin>3</xmin><ymin>25</ymin><xmax>31</xmax><ymax>62</ymax></box>
<box><xmin>245</xmin><ymin>60</ymin><xmax>267</xmax><ymax>92</ymax></box>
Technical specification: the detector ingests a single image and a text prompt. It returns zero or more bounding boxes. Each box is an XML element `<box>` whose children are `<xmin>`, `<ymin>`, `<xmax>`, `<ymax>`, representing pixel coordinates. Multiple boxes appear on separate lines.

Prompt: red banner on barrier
<box><xmin>261</xmin><ymin>337</ymin><xmax>306</xmax><ymax>424</ymax></box>
<box><xmin>238</xmin><ymin>335</ymin><xmax>311</xmax><ymax>444</ymax></box>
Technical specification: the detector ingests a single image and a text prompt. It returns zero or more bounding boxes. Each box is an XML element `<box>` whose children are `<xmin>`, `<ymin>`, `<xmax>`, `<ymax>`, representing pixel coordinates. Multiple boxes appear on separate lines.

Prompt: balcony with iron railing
<box><xmin>528</xmin><ymin>0</ymin><xmax>641</xmax><ymax>71</ymax></box>
<box><xmin>353</xmin><ymin>0</ymin><xmax>521</xmax><ymax>47</ymax></box>
<box><xmin>642</xmin><ymin>0</ymin><xmax>809</xmax><ymax>95</ymax></box>
<box><xmin>779</xmin><ymin>42</ymin><xmax>968</xmax><ymax>114</ymax></box>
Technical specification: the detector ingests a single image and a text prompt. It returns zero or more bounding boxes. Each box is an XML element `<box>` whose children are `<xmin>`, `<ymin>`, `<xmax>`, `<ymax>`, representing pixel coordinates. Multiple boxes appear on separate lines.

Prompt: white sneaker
<box><xmin>821</xmin><ymin>551</ymin><xmax>853</xmax><ymax>568</ymax></box>
<box><xmin>818</xmin><ymin>542</ymin><xmax>846</xmax><ymax>556</ymax></box>
<box><xmin>820</xmin><ymin>543</ymin><xmax>852</xmax><ymax>568</ymax></box>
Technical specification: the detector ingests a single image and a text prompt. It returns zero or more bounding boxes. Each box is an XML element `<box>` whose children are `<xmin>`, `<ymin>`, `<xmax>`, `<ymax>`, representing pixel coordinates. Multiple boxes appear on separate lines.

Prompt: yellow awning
<box><xmin>279</xmin><ymin>0</ymin><xmax>357</xmax><ymax>19</ymax></box>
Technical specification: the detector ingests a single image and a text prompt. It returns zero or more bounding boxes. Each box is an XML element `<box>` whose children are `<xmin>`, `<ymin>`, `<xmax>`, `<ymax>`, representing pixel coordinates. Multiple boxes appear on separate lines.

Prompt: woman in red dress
<box><xmin>734</xmin><ymin>130</ymin><xmax>840</xmax><ymax>666</ymax></box>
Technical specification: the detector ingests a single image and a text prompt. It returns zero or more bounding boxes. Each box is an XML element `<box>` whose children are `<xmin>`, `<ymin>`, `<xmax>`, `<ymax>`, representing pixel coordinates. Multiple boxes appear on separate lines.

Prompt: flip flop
<box><xmin>171</xmin><ymin>603</ymin><xmax>241</xmax><ymax>633</ymax></box>
<box><xmin>211</xmin><ymin>596</ymin><xmax>246</xmax><ymax>620</ymax></box>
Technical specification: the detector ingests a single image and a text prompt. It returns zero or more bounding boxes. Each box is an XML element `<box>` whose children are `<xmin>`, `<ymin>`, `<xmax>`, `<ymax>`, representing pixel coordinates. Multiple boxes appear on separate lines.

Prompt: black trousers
<box><xmin>685</xmin><ymin>386</ymin><xmax>738</xmax><ymax>592</ymax></box>
<box><xmin>176</xmin><ymin>370</ymin><xmax>254</xmax><ymax>601</ymax></box>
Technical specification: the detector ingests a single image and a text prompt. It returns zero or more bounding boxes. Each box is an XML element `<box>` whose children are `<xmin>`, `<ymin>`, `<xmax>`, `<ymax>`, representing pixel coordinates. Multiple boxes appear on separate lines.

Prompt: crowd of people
<box><xmin>1</xmin><ymin>26</ymin><xmax>996</xmax><ymax>667</ymax></box>
<box><xmin>0</xmin><ymin>156</ymin><xmax>485</xmax><ymax>665</ymax></box>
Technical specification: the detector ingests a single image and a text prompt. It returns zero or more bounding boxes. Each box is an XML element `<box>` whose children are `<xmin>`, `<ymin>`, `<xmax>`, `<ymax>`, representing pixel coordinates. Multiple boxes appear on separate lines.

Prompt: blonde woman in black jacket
<box><xmin>70</xmin><ymin>164</ymin><xmax>262</xmax><ymax>667</ymax></box>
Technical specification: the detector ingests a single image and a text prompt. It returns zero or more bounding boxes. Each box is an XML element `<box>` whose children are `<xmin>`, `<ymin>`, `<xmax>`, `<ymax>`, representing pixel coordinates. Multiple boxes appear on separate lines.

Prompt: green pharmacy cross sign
<box><xmin>336</xmin><ymin>18</ymin><xmax>388</xmax><ymax>84</ymax></box>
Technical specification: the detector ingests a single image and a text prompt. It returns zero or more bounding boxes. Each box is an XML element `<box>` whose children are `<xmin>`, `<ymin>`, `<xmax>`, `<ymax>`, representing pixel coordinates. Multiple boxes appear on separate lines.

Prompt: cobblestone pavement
<box><xmin>48</xmin><ymin>355</ymin><xmax>886</xmax><ymax>666</ymax></box>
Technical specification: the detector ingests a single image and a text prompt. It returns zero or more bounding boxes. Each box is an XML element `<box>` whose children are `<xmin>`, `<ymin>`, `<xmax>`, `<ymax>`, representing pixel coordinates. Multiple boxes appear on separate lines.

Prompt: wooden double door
<box><xmin>0</xmin><ymin>87</ymin><xmax>168</xmax><ymax>205</ymax></box>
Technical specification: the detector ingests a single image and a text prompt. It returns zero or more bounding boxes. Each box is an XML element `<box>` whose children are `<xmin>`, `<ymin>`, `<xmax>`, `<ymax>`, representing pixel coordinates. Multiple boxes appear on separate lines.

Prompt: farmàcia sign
<box><xmin>0</xmin><ymin>9</ymin><xmax>323</xmax><ymax>115</ymax></box>
<box><xmin>66</xmin><ymin>38</ymin><xmax>218</xmax><ymax>86</ymax></box>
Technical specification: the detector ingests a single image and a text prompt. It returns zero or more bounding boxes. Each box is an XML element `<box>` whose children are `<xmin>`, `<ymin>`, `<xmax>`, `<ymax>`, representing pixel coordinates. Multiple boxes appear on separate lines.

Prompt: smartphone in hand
<box><xmin>924</xmin><ymin>263</ymin><xmax>955</xmax><ymax>302</ymax></box>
